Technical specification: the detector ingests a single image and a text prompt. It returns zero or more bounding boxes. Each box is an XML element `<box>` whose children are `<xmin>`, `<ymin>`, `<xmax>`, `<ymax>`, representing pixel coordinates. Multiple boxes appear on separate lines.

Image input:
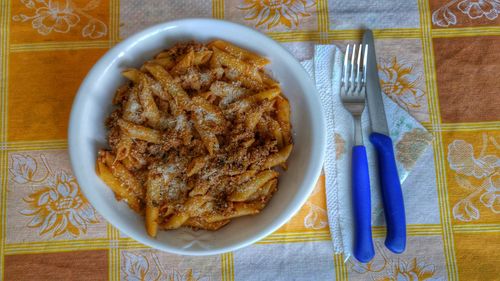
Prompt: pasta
<box><xmin>97</xmin><ymin>41</ymin><xmax>293</xmax><ymax>237</ymax></box>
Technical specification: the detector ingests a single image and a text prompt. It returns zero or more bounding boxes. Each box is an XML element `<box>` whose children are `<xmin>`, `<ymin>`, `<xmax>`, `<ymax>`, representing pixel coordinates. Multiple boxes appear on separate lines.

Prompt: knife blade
<box><xmin>362</xmin><ymin>29</ymin><xmax>406</xmax><ymax>254</ymax></box>
<box><xmin>363</xmin><ymin>31</ymin><xmax>389</xmax><ymax>135</ymax></box>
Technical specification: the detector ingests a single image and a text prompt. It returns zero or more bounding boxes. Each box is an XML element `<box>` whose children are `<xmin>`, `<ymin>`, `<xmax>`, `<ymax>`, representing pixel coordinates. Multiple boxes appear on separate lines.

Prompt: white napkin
<box><xmin>301</xmin><ymin>45</ymin><xmax>433</xmax><ymax>259</ymax></box>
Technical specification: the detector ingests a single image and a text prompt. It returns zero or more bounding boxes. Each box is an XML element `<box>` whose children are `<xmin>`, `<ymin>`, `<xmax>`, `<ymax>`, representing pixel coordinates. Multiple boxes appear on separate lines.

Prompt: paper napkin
<box><xmin>301</xmin><ymin>45</ymin><xmax>433</xmax><ymax>259</ymax></box>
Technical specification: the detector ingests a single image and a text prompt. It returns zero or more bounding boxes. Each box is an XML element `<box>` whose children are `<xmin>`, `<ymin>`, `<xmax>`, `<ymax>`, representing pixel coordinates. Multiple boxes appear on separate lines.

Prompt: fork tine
<box><xmin>350</xmin><ymin>44</ymin><xmax>357</xmax><ymax>92</ymax></box>
<box><xmin>362</xmin><ymin>44</ymin><xmax>368</xmax><ymax>86</ymax></box>
<box><xmin>356</xmin><ymin>44</ymin><xmax>363</xmax><ymax>94</ymax></box>
<box><xmin>343</xmin><ymin>44</ymin><xmax>350</xmax><ymax>91</ymax></box>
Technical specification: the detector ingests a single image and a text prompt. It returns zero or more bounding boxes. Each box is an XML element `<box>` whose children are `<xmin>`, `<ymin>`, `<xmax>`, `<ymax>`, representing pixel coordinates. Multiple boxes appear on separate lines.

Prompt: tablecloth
<box><xmin>1</xmin><ymin>1</ymin><xmax>499</xmax><ymax>280</ymax></box>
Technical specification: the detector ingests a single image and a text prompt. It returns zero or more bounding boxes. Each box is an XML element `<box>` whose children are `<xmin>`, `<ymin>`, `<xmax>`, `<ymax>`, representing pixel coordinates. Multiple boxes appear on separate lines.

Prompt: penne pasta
<box><xmin>115</xmin><ymin>134</ymin><xmax>133</xmax><ymax>161</ymax></box>
<box><xmin>96</xmin><ymin>155</ymin><xmax>142</xmax><ymax>213</ymax></box>
<box><xmin>193</xmin><ymin>50</ymin><xmax>213</xmax><ymax>65</ymax></box>
<box><xmin>268</xmin><ymin>118</ymin><xmax>284</xmax><ymax>149</ymax></box>
<box><xmin>100</xmin><ymin>151</ymin><xmax>143</xmax><ymax>197</ymax></box>
<box><xmin>209</xmin><ymin>81</ymin><xmax>247</xmax><ymax>98</ymax></box>
<box><xmin>121</xmin><ymin>154</ymin><xmax>146</xmax><ymax>171</ymax></box>
<box><xmin>191</xmin><ymin>96</ymin><xmax>226</xmax><ymax>129</ymax></box>
<box><xmin>145</xmin><ymin>175</ymin><xmax>162</xmax><ymax>237</ymax></box>
<box><xmin>145</xmin><ymin>63</ymin><xmax>191</xmax><ymax>112</ymax></box>
<box><xmin>117</xmin><ymin>119</ymin><xmax>162</xmax><ymax>144</ymax></box>
<box><xmin>122</xmin><ymin>68</ymin><xmax>141</xmax><ymax>83</ymax></box>
<box><xmin>195</xmin><ymin>91</ymin><xmax>213</xmax><ymax>101</ymax></box>
<box><xmin>247</xmin><ymin>178</ymin><xmax>278</xmax><ymax>202</ymax></box>
<box><xmin>224</xmin><ymin>69</ymin><xmax>266</xmax><ymax>91</ymax></box>
<box><xmin>261</xmin><ymin>144</ymin><xmax>293</xmax><ymax>170</ymax></box>
<box><xmin>123</xmin><ymin>86</ymin><xmax>145</xmax><ymax>124</ymax></box>
<box><xmin>276</xmin><ymin>97</ymin><xmax>292</xmax><ymax>145</ymax></box>
<box><xmin>244</xmin><ymin>100</ymin><xmax>274</xmax><ymax>132</ymax></box>
<box><xmin>138</xmin><ymin>74</ymin><xmax>162</xmax><ymax>128</ymax></box>
<box><xmin>209</xmin><ymin>40</ymin><xmax>269</xmax><ymax>67</ymax></box>
<box><xmin>155</xmin><ymin>51</ymin><xmax>172</xmax><ymax>59</ymax></box>
<box><xmin>192</xmin><ymin>113</ymin><xmax>219</xmax><ymax>155</ymax></box>
<box><xmin>244</xmin><ymin>87</ymin><xmax>280</xmax><ymax>103</ymax></box>
<box><xmin>161</xmin><ymin>196</ymin><xmax>211</xmax><ymax>229</ymax></box>
<box><xmin>245</xmin><ymin>106</ymin><xmax>266</xmax><ymax>132</ymax></box>
<box><xmin>188</xmin><ymin>181</ymin><xmax>211</xmax><ymax>197</ymax></box>
<box><xmin>171</xmin><ymin>49</ymin><xmax>194</xmax><ymax>75</ymax></box>
<box><xmin>145</xmin><ymin>203</ymin><xmax>159</xmax><ymax>237</ymax></box>
<box><xmin>205</xmin><ymin>202</ymin><xmax>260</xmax><ymax>223</ymax></box>
<box><xmin>161</xmin><ymin>212</ymin><xmax>190</xmax><ymax>230</ymax></box>
<box><xmin>186</xmin><ymin>156</ymin><xmax>207</xmax><ymax>177</ymax></box>
<box><xmin>113</xmin><ymin>84</ymin><xmax>130</xmax><ymax>105</ymax></box>
<box><xmin>212</xmin><ymin>47</ymin><xmax>262</xmax><ymax>83</ymax></box>
<box><xmin>228</xmin><ymin>170</ymin><xmax>278</xmax><ymax>202</ymax></box>
<box><xmin>261</xmin><ymin>72</ymin><xmax>279</xmax><ymax>87</ymax></box>
<box><xmin>152</xmin><ymin>56</ymin><xmax>175</xmax><ymax>68</ymax></box>
<box><xmin>98</xmin><ymin>41</ymin><xmax>293</xmax><ymax>235</ymax></box>
<box><xmin>159</xmin><ymin>203</ymin><xmax>175</xmax><ymax>218</ymax></box>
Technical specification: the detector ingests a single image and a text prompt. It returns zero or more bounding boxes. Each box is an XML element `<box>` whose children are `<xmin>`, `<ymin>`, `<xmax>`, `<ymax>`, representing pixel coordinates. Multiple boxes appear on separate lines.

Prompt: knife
<box><xmin>362</xmin><ymin>30</ymin><xmax>406</xmax><ymax>254</ymax></box>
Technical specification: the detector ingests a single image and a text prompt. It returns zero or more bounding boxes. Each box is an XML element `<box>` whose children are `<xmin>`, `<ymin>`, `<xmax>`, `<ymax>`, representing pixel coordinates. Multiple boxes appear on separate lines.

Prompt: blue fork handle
<box><xmin>352</xmin><ymin>145</ymin><xmax>375</xmax><ymax>263</ymax></box>
<box><xmin>369</xmin><ymin>132</ymin><xmax>406</xmax><ymax>254</ymax></box>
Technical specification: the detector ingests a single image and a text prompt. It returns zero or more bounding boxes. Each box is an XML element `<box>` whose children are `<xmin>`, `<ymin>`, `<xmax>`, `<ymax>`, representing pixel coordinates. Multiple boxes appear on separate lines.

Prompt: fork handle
<box><xmin>352</xmin><ymin>145</ymin><xmax>375</xmax><ymax>263</ymax></box>
<box><xmin>369</xmin><ymin>132</ymin><xmax>406</xmax><ymax>254</ymax></box>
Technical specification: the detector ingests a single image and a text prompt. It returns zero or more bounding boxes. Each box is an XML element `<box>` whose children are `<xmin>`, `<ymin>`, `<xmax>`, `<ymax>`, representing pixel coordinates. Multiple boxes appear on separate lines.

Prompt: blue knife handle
<box><xmin>352</xmin><ymin>145</ymin><xmax>375</xmax><ymax>262</ymax></box>
<box><xmin>369</xmin><ymin>132</ymin><xmax>406</xmax><ymax>254</ymax></box>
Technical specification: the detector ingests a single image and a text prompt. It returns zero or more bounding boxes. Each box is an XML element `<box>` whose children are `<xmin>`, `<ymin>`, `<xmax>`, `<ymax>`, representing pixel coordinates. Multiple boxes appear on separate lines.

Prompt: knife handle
<box><xmin>352</xmin><ymin>145</ymin><xmax>375</xmax><ymax>262</ymax></box>
<box><xmin>369</xmin><ymin>132</ymin><xmax>406</xmax><ymax>254</ymax></box>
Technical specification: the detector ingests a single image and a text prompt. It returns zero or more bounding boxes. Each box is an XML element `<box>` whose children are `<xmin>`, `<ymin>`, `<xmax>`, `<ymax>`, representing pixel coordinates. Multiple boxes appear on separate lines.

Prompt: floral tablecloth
<box><xmin>1</xmin><ymin>0</ymin><xmax>499</xmax><ymax>280</ymax></box>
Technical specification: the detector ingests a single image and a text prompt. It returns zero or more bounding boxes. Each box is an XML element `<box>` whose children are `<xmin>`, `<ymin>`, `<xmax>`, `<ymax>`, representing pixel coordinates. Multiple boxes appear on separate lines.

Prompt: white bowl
<box><xmin>69</xmin><ymin>19</ymin><xmax>326</xmax><ymax>255</ymax></box>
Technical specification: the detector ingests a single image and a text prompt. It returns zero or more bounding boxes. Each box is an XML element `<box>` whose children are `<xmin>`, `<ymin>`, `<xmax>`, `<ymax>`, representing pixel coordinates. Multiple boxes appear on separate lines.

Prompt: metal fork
<box><xmin>340</xmin><ymin>44</ymin><xmax>375</xmax><ymax>263</ymax></box>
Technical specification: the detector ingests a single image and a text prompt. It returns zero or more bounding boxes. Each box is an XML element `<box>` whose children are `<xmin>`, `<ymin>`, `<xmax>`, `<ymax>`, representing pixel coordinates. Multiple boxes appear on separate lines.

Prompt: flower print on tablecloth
<box><xmin>122</xmin><ymin>251</ymin><xmax>211</xmax><ymax>281</ymax></box>
<box><xmin>432</xmin><ymin>0</ymin><xmax>500</xmax><ymax>27</ymax></box>
<box><xmin>12</xmin><ymin>0</ymin><xmax>108</xmax><ymax>39</ymax></box>
<box><xmin>303</xmin><ymin>181</ymin><xmax>328</xmax><ymax>230</ymax></box>
<box><xmin>347</xmin><ymin>242</ymin><xmax>438</xmax><ymax>281</ymax></box>
<box><xmin>447</xmin><ymin>134</ymin><xmax>500</xmax><ymax>222</ymax></box>
<box><xmin>378</xmin><ymin>57</ymin><xmax>426</xmax><ymax>117</ymax></box>
<box><xmin>9</xmin><ymin>153</ymin><xmax>100</xmax><ymax>238</ymax></box>
<box><xmin>237</xmin><ymin>0</ymin><xmax>317</xmax><ymax>30</ymax></box>
<box><xmin>377</xmin><ymin>258</ymin><xmax>436</xmax><ymax>281</ymax></box>
<box><xmin>9</xmin><ymin>154</ymin><xmax>40</xmax><ymax>184</ymax></box>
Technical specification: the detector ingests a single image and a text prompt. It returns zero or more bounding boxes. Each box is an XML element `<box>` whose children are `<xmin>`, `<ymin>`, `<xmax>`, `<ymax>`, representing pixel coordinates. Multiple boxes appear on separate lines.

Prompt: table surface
<box><xmin>1</xmin><ymin>1</ymin><xmax>499</xmax><ymax>280</ymax></box>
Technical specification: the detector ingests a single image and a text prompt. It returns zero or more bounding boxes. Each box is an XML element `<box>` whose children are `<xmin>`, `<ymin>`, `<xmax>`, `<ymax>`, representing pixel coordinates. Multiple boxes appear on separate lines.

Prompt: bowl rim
<box><xmin>68</xmin><ymin>18</ymin><xmax>326</xmax><ymax>255</ymax></box>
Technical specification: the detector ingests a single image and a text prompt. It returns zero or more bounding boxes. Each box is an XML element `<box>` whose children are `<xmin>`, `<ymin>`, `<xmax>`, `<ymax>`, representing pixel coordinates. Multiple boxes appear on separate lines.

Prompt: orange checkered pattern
<box><xmin>1</xmin><ymin>0</ymin><xmax>499</xmax><ymax>280</ymax></box>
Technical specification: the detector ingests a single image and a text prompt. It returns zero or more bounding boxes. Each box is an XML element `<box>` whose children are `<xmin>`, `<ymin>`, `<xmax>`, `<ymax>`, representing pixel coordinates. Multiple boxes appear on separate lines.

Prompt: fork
<box><xmin>340</xmin><ymin>44</ymin><xmax>375</xmax><ymax>263</ymax></box>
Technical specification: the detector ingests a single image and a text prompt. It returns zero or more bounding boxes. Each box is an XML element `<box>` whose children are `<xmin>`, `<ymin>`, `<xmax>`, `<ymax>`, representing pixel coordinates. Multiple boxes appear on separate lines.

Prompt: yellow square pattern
<box><xmin>8</xmin><ymin>48</ymin><xmax>107</xmax><ymax>141</ymax></box>
<box><xmin>10</xmin><ymin>0</ymin><xmax>110</xmax><ymax>44</ymax></box>
<box><xmin>454</xmin><ymin>232</ymin><xmax>500</xmax><ymax>281</ymax></box>
<box><xmin>442</xmin><ymin>130</ymin><xmax>500</xmax><ymax>226</ymax></box>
